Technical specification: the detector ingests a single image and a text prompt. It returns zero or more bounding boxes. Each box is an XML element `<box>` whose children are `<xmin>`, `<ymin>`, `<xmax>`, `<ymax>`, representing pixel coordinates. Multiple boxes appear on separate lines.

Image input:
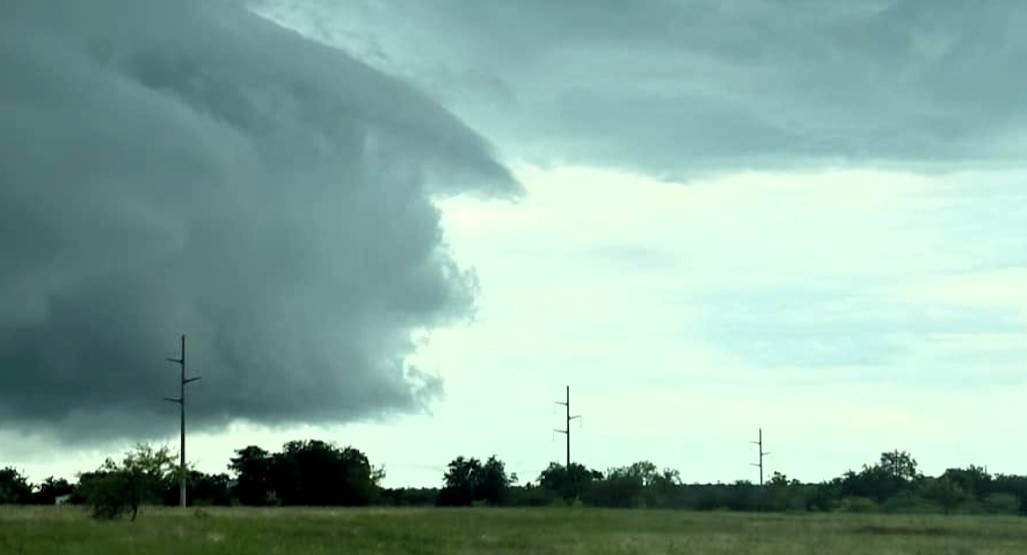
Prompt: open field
<box><xmin>2</xmin><ymin>506</ymin><xmax>1026</xmax><ymax>554</ymax></box>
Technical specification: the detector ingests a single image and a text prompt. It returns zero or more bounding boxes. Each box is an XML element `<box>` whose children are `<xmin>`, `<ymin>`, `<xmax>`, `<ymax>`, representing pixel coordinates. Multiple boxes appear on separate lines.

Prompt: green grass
<box><xmin>2</xmin><ymin>506</ymin><xmax>1026</xmax><ymax>554</ymax></box>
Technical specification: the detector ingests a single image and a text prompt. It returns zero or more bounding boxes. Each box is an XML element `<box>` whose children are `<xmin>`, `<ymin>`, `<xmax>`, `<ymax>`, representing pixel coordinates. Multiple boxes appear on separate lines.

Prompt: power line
<box><xmin>750</xmin><ymin>427</ymin><xmax>770</xmax><ymax>486</ymax></box>
<box><xmin>553</xmin><ymin>385</ymin><xmax>580</xmax><ymax>468</ymax></box>
<box><xmin>162</xmin><ymin>334</ymin><xmax>201</xmax><ymax>508</ymax></box>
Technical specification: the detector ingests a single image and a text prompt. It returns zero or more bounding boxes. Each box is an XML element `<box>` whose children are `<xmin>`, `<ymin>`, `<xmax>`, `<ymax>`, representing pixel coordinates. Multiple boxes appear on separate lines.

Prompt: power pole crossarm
<box><xmin>163</xmin><ymin>334</ymin><xmax>200</xmax><ymax>508</ymax></box>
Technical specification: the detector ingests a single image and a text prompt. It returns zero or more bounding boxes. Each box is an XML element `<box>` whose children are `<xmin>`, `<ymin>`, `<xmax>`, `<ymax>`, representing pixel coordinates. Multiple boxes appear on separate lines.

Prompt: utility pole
<box><xmin>554</xmin><ymin>386</ymin><xmax>580</xmax><ymax>468</ymax></box>
<box><xmin>750</xmin><ymin>427</ymin><xmax>770</xmax><ymax>486</ymax></box>
<box><xmin>163</xmin><ymin>334</ymin><xmax>201</xmax><ymax>508</ymax></box>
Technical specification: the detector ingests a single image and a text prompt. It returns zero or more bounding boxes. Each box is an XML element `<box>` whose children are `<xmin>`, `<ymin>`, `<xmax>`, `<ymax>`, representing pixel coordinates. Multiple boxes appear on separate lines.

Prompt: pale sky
<box><xmin>3</xmin><ymin>1</ymin><xmax>1026</xmax><ymax>488</ymax></box>
<box><xmin>9</xmin><ymin>163</ymin><xmax>1027</xmax><ymax>487</ymax></box>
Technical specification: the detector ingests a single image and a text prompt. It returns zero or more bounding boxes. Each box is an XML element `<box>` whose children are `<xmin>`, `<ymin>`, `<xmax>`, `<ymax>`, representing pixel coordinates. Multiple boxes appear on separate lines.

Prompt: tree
<box><xmin>646</xmin><ymin>468</ymin><xmax>683</xmax><ymax>508</ymax></box>
<box><xmin>939</xmin><ymin>465</ymin><xmax>991</xmax><ymax>499</ymax></box>
<box><xmin>475</xmin><ymin>456</ymin><xmax>513</xmax><ymax>506</ymax></box>
<box><xmin>587</xmin><ymin>465</ymin><xmax>645</xmax><ymax>508</ymax></box>
<box><xmin>0</xmin><ymin>467</ymin><xmax>32</xmax><ymax>504</ymax></box>
<box><xmin>990</xmin><ymin>474</ymin><xmax>1027</xmax><ymax>515</ymax></box>
<box><xmin>437</xmin><ymin>455</ymin><xmax>513</xmax><ymax>507</ymax></box>
<box><xmin>763</xmin><ymin>472</ymin><xmax>806</xmax><ymax>512</ymax></box>
<box><xmin>246</xmin><ymin>440</ymin><xmax>383</xmax><ymax>506</ymax></box>
<box><xmin>923</xmin><ymin>476</ymin><xmax>968</xmax><ymax>515</ymax></box>
<box><xmin>840</xmin><ymin>451</ymin><xmax>922</xmax><ymax>504</ymax></box>
<box><xmin>807</xmin><ymin>478</ymin><xmax>843</xmax><ymax>512</ymax></box>
<box><xmin>982</xmin><ymin>493</ymin><xmax>1020</xmax><ymax>515</ymax></box>
<box><xmin>337</xmin><ymin>445</ymin><xmax>384</xmax><ymax>505</ymax></box>
<box><xmin>34</xmin><ymin>476</ymin><xmax>73</xmax><ymax>505</ymax></box>
<box><xmin>165</xmin><ymin>471</ymin><xmax>232</xmax><ymax>506</ymax></box>
<box><xmin>438</xmin><ymin>456</ymin><xmax>481</xmax><ymax>506</ymax></box>
<box><xmin>879</xmin><ymin>450</ymin><xmax>921</xmax><ymax>483</ymax></box>
<box><xmin>228</xmin><ymin>446</ymin><xmax>272</xmax><ymax>505</ymax></box>
<box><xmin>537</xmin><ymin>462</ymin><xmax>602</xmax><ymax>502</ymax></box>
<box><xmin>78</xmin><ymin>444</ymin><xmax>176</xmax><ymax>520</ymax></box>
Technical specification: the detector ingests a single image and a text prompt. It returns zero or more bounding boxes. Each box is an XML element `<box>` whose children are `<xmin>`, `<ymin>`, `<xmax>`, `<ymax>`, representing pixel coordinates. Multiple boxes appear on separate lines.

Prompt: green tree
<box><xmin>164</xmin><ymin>471</ymin><xmax>232</xmax><ymax>506</ymax></box>
<box><xmin>0</xmin><ymin>467</ymin><xmax>33</xmax><ymax>504</ymax></box>
<box><xmin>588</xmin><ymin>465</ymin><xmax>645</xmax><ymax>508</ymax></box>
<box><xmin>475</xmin><ymin>456</ymin><xmax>513</xmax><ymax>506</ymax></box>
<box><xmin>228</xmin><ymin>446</ymin><xmax>272</xmax><ymax>505</ymax></box>
<box><xmin>437</xmin><ymin>455</ymin><xmax>512</xmax><ymax>506</ymax></box>
<box><xmin>438</xmin><ymin>456</ymin><xmax>481</xmax><ymax>506</ymax></box>
<box><xmin>879</xmin><ymin>450</ymin><xmax>921</xmax><ymax>482</ymax></box>
<box><xmin>646</xmin><ymin>468</ymin><xmax>684</xmax><ymax>508</ymax></box>
<box><xmin>34</xmin><ymin>476</ymin><xmax>73</xmax><ymax>505</ymax></box>
<box><xmin>982</xmin><ymin>493</ymin><xmax>1020</xmax><ymax>514</ymax></box>
<box><xmin>841</xmin><ymin>451</ymin><xmax>922</xmax><ymax>504</ymax></box>
<box><xmin>538</xmin><ymin>462</ymin><xmax>602</xmax><ymax>502</ymax></box>
<box><xmin>78</xmin><ymin>444</ymin><xmax>176</xmax><ymax>520</ymax></box>
<box><xmin>259</xmin><ymin>440</ymin><xmax>382</xmax><ymax>506</ymax></box>
<box><xmin>939</xmin><ymin>465</ymin><xmax>991</xmax><ymax>499</ymax></box>
<box><xmin>764</xmin><ymin>472</ymin><xmax>806</xmax><ymax>512</ymax></box>
<box><xmin>923</xmin><ymin>476</ymin><xmax>968</xmax><ymax>515</ymax></box>
<box><xmin>586</xmin><ymin>461</ymin><xmax>662</xmax><ymax>508</ymax></box>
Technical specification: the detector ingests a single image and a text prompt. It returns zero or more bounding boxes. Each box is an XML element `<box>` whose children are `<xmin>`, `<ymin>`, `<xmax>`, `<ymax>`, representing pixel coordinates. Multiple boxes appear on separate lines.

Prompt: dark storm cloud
<box><xmin>0</xmin><ymin>0</ymin><xmax>517</xmax><ymax>442</ymax></box>
<box><xmin>265</xmin><ymin>0</ymin><xmax>1027</xmax><ymax>176</ymax></box>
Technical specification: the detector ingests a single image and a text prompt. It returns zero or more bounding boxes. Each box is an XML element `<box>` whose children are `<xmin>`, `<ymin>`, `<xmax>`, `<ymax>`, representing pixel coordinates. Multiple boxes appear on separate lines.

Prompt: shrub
<box><xmin>838</xmin><ymin>497</ymin><xmax>878</xmax><ymax>513</ymax></box>
<box><xmin>983</xmin><ymin>493</ymin><xmax>1020</xmax><ymax>515</ymax></box>
<box><xmin>79</xmin><ymin>444</ymin><xmax>175</xmax><ymax>521</ymax></box>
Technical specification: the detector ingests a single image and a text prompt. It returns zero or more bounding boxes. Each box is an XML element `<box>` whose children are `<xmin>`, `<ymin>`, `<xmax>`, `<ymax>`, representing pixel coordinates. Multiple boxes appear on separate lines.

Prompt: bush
<box><xmin>838</xmin><ymin>497</ymin><xmax>878</xmax><ymax>513</ymax></box>
<box><xmin>983</xmin><ymin>493</ymin><xmax>1020</xmax><ymax>515</ymax></box>
<box><xmin>79</xmin><ymin>444</ymin><xmax>175</xmax><ymax>521</ymax></box>
<box><xmin>78</xmin><ymin>473</ymin><xmax>133</xmax><ymax>520</ymax></box>
<box><xmin>881</xmin><ymin>491</ymin><xmax>939</xmax><ymax>514</ymax></box>
<box><xmin>0</xmin><ymin>467</ymin><xmax>33</xmax><ymax>504</ymax></box>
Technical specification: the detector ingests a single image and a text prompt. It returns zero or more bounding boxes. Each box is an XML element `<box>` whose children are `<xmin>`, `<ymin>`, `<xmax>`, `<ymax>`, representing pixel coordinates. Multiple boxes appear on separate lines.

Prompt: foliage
<box><xmin>583</xmin><ymin>461</ymin><xmax>681</xmax><ymax>508</ymax></box>
<box><xmin>380</xmin><ymin>487</ymin><xmax>441</xmax><ymax>506</ymax></box>
<box><xmin>161</xmin><ymin>471</ymin><xmax>232</xmax><ymax>506</ymax></box>
<box><xmin>437</xmin><ymin>456</ymin><xmax>513</xmax><ymax>506</ymax></box>
<box><xmin>78</xmin><ymin>444</ymin><xmax>176</xmax><ymax>520</ymax></box>
<box><xmin>982</xmin><ymin>493</ymin><xmax>1020</xmax><ymax>514</ymax></box>
<box><xmin>33</xmin><ymin>477</ymin><xmax>73</xmax><ymax>505</ymax></box>
<box><xmin>762</xmin><ymin>472</ymin><xmax>808</xmax><ymax>512</ymax></box>
<box><xmin>5</xmin><ymin>442</ymin><xmax>1027</xmax><ymax>517</ymax></box>
<box><xmin>228</xmin><ymin>440</ymin><xmax>383</xmax><ymax>506</ymax></box>
<box><xmin>838</xmin><ymin>496</ymin><xmax>879</xmax><ymax>513</ymax></box>
<box><xmin>537</xmin><ymin>462</ymin><xmax>603</xmax><ymax>503</ymax></box>
<box><xmin>922</xmin><ymin>476</ymin><xmax>969</xmax><ymax>515</ymax></box>
<box><xmin>228</xmin><ymin>446</ymin><xmax>272</xmax><ymax>506</ymax></box>
<box><xmin>0</xmin><ymin>467</ymin><xmax>33</xmax><ymax>504</ymax></box>
<box><xmin>840</xmin><ymin>451</ymin><xmax>922</xmax><ymax>504</ymax></box>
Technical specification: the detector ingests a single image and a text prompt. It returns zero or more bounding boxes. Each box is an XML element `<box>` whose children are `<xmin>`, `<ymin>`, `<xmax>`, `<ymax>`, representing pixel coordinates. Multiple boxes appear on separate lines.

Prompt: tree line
<box><xmin>3</xmin><ymin>441</ymin><xmax>1027</xmax><ymax>519</ymax></box>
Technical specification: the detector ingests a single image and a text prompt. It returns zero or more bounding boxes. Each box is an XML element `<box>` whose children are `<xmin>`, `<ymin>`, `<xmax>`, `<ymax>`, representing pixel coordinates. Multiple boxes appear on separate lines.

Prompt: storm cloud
<box><xmin>264</xmin><ymin>0</ymin><xmax>1027</xmax><ymax>177</ymax></box>
<box><xmin>0</xmin><ymin>0</ymin><xmax>517</xmax><ymax>441</ymax></box>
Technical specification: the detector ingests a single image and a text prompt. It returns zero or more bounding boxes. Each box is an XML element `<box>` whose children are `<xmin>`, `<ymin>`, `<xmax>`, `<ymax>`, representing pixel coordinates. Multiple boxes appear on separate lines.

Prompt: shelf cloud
<box><xmin>0</xmin><ymin>0</ymin><xmax>517</xmax><ymax>442</ymax></box>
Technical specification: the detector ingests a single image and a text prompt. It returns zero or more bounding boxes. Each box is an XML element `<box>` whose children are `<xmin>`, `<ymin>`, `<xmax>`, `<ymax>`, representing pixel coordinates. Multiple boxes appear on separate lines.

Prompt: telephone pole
<box><xmin>750</xmin><ymin>427</ymin><xmax>770</xmax><ymax>486</ymax></box>
<box><xmin>554</xmin><ymin>386</ymin><xmax>580</xmax><ymax>468</ymax></box>
<box><xmin>163</xmin><ymin>334</ymin><xmax>201</xmax><ymax>508</ymax></box>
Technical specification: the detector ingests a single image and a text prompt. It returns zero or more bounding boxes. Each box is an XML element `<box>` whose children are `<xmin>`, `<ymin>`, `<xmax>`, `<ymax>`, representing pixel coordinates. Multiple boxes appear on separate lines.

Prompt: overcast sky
<box><xmin>3</xmin><ymin>0</ymin><xmax>1026</xmax><ymax>487</ymax></box>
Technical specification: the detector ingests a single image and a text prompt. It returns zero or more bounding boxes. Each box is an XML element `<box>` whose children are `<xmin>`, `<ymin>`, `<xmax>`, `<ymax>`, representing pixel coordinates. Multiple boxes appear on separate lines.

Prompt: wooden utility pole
<box><xmin>163</xmin><ymin>335</ymin><xmax>201</xmax><ymax>508</ymax></box>
<box><xmin>554</xmin><ymin>386</ymin><xmax>580</xmax><ymax>468</ymax></box>
<box><xmin>750</xmin><ymin>427</ymin><xmax>770</xmax><ymax>486</ymax></box>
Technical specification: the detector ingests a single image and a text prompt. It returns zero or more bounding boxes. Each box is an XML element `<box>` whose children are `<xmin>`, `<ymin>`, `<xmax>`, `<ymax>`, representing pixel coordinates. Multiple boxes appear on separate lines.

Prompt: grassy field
<box><xmin>2</xmin><ymin>506</ymin><xmax>1026</xmax><ymax>554</ymax></box>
